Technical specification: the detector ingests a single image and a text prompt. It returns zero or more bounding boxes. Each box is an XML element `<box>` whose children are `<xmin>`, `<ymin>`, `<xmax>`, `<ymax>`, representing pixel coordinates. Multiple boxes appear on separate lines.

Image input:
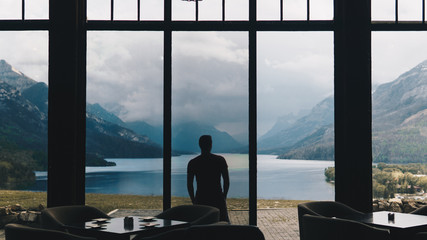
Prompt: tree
<box><xmin>0</xmin><ymin>161</ymin><xmax>12</xmax><ymax>188</ymax></box>
<box><xmin>373</xmin><ymin>181</ymin><xmax>386</xmax><ymax>199</ymax></box>
<box><xmin>324</xmin><ymin>167</ymin><xmax>335</xmax><ymax>182</ymax></box>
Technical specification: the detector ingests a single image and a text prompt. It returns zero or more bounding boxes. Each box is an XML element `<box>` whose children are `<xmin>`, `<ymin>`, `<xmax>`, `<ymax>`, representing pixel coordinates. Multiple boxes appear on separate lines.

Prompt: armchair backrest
<box><xmin>41</xmin><ymin>205</ymin><xmax>110</xmax><ymax>231</ymax></box>
<box><xmin>5</xmin><ymin>223</ymin><xmax>96</xmax><ymax>240</ymax></box>
<box><xmin>298</xmin><ymin>201</ymin><xmax>366</xmax><ymax>240</ymax></box>
<box><xmin>155</xmin><ymin>205</ymin><xmax>220</xmax><ymax>225</ymax></box>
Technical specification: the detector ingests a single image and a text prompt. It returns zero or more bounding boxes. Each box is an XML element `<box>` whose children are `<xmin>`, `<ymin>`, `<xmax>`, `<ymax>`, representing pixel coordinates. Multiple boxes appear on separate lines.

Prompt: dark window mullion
<box><xmin>111</xmin><ymin>0</ymin><xmax>114</xmax><ymax>21</ymax></box>
<box><xmin>48</xmin><ymin>0</ymin><xmax>86</xmax><ymax>207</ymax></box>
<box><xmin>423</xmin><ymin>0</ymin><xmax>425</xmax><ymax>23</ymax></box>
<box><xmin>138</xmin><ymin>0</ymin><xmax>141</xmax><ymax>21</ymax></box>
<box><xmin>280</xmin><ymin>0</ymin><xmax>284</xmax><ymax>21</ymax></box>
<box><xmin>222</xmin><ymin>0</ymin><xmax>225</xmax><ymax>21</ymax></box>
<box><xmin>249</xmin><ymin>0</ymin><xmax>257</xmax><ymax>227</ymax></box>
<box><xmin>395</xmin><ymin>0</ymin><xmax>398</xmax><ymax>23</ymax></box>
<box><xmin>163</xmin><ymin>0</ymin><xmax>172</xmax><ymax>211</ymax></box>
<box><xmin>196</xmin><ymin>0</ymin><xmax>199</xmax><ymax>21</ymax></box>
<box><xmin>22</xmin><ymin>0</ymin><xmax>25</xmax><ymax>20</ymax></box>
<box><xmin>249</xmin><ymin>30</ymin><xmax>257</xmax><ymax>226</ymax></box>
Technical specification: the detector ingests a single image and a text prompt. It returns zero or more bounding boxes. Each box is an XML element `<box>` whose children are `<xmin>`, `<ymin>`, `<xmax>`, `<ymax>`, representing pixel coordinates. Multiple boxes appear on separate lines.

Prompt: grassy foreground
<box><xmin>0</xmin><ymin>190</ymin><xmax>309</xmax><ymax>213</ymax></box>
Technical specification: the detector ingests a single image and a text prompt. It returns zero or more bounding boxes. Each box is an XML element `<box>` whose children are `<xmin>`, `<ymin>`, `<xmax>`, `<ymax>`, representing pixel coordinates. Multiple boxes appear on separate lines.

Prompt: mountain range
<box><xmin>0</xmin><ymin>59</ymin><xmax>243</xmax><ymax>170</ymax></box>
<box><xmin>0</xmin><ymin>60</ymin><xmax>162</xmax><ymax>168</ymax></box>
<box><xmin>259</xmin><ymin>60</ymin><xmax>427</xmax><ymax>163</ymax></box>
<box><xmin>1</xmin><ymin>58</ymin><xmax>426</xmax><ymax>167</ymax></box>
<box><xmin>258</xmin><ymin>96</ymin><xmax>334</xmax><ymax>154</ymax></box>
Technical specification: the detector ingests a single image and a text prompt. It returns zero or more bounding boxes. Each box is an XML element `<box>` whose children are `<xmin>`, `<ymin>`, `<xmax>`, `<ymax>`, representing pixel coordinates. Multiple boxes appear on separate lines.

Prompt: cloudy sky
<box><xmin>1</xmin><ymin>0</ymin><xmax>427</xmax><ymax>139</ymax></box>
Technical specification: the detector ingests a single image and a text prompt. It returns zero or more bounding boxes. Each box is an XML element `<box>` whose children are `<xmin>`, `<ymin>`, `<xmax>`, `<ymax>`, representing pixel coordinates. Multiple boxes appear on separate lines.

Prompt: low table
<box><xmin>65</xmin><ymin>216</ymin><xmax>189</xmax><ymax>240</ymax></box>
<box><xmin>348</xmin><ymin>211</ymin><xmax>427</xmax><ymax>240</ymax></box>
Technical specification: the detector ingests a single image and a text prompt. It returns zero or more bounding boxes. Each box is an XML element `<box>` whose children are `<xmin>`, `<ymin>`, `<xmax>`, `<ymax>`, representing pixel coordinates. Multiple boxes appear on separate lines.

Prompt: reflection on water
<box><xmin>31</xmin><ymin>154</ymin><xmax>334</xmax><ymax>200</ymax></box>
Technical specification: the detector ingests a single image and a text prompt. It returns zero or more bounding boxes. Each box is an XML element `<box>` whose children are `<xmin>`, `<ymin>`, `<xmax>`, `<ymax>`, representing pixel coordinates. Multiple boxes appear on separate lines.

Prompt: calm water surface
<box><xmin>32</xmin><ymin>154</ymin><xmax>334</xmax><ymax>200</ymax></box>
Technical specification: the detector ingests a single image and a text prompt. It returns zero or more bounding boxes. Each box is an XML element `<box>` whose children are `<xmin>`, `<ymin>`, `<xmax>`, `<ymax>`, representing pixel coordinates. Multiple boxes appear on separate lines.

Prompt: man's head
<box><xmin>199</xmin><ymin>135</ymin><xmax>212</xmax><ymax>153</ymax></box>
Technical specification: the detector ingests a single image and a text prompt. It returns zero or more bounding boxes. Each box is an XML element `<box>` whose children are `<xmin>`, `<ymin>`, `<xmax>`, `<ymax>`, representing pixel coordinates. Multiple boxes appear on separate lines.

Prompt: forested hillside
<box><xmin>261</xmin><ymin>60</ymin><xmax>427</xmax><ymax>163</ymax></box>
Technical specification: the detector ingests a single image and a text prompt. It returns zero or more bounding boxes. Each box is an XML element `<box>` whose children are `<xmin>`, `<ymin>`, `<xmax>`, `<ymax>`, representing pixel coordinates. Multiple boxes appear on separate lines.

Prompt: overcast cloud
<box><xmin>1</xmin><ymin>1</ymin><xmax>427</xmax><ymax>138</ymax></box>
<box><xmin>0</xmin><ymin>31</ymin><xmax>48</xmax><ymax>83</ymax></box>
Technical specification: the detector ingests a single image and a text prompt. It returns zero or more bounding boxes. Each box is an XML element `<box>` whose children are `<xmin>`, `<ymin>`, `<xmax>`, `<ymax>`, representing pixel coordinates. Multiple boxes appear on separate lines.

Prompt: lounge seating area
<box><xmin>7</xmin><ymin>201</ymin><xmax>427</xmax><ymax>240</ymax></box>
<box><xmin>3</xmin><ymin>205</ymin><xmax>266</xmax><ymax>240</ymax></box>
<box><xmin>298</xmin><ymin>201</ymin><xmax>427</xmax><ymax>240</ymax></box>
<box><xmin>0</xmin><ymin>208</ymin><xmax>297</xmax><ymax>240</ymax></box>
<box><xmin>5</xmin><ymin>222</ymin><xmax>265</xmax><ymax>240</ymax></box>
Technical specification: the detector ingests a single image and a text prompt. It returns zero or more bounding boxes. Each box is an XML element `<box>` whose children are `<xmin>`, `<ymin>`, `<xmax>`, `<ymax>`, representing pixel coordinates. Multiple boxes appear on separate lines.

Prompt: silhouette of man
<box><xmin>187</xmin><ymin>135</ymin><xmax>230</xmax><ymax>222</ymax></box>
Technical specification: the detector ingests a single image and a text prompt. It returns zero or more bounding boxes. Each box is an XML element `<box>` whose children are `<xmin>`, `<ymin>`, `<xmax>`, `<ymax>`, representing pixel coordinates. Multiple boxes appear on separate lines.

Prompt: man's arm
<box><xmin>187</xmin><ymin>167</ymin><xmax>195</xmax><ymax>203</ymax></box>
<box><xmin>221</xmin><ymin>167</ymin><xmax>230</xmax><ymax>198</ymax></box>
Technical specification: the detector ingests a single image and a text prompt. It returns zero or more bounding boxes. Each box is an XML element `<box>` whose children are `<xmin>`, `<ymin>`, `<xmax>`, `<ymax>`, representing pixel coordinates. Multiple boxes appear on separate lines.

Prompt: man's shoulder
<box><xmin>211</xmin><ymin>154</ymin><xmax>227</xmax><ymax>164</ymax></box>
<box><xmin>211</xmin><ymin>154</ymin><xmax>225</xmax><ymax>159</ymax></box>
<box><xmin>188</xmin><ymin>155</ymin><xmax>202</xmax><ymax>165</ymax></box>
<box><xmin>189</xmin><ymin>155</ymin><xmax>203</xmax><ymax>161</ymax></box>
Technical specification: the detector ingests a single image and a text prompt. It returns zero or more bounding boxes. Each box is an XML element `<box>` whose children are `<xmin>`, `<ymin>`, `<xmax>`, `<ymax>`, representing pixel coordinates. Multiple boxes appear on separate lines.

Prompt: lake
<box><xmin>31</xmin><ymin>154</ymin><xmax>334</xmax><ymax>200</ymax></box>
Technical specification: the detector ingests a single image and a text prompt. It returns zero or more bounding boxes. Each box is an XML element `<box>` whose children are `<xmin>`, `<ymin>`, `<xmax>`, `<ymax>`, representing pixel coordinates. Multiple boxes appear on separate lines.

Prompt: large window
<box><xmin>0</xmin><ymin>31</ymin><xmax>48</xmax><ymax>209</ymax></box>
<box><xmin>172</xmin><ymin>32</ymin><xmax>249</xmax><ymax>224</ymax></box>
<box><xmin>257</xmin><ymin>32</ymin><xmax>334</xmax><ymax>209</ymax></box>
<box><xmin>85</xmin><ymin>31</ymin><xmax>164</xmax><ymax>211</ymax></box>
<box><xmin>371</xmin><ymin>32</ymin><xmax>427</xmax><ymax>202</ymax></box>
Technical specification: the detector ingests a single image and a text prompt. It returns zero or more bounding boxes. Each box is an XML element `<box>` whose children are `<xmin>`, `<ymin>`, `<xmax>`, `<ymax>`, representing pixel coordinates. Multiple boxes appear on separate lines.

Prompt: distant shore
<box><xmin>0</xmin><ymin>190</ymin><xmax>309</xmax><ymax>213</ymax></box>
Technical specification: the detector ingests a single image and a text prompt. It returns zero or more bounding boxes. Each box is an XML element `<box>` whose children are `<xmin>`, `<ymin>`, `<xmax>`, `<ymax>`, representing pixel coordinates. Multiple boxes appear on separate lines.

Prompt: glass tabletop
<box><xmin>353</xmin><ymin>211</ymin><xmax>427</xmax><ymax>229</ymax></box>
<box><xmin>67</xmin><ymin>216</ymin><xmax>189</xmax><ymax>236</ymax></box>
